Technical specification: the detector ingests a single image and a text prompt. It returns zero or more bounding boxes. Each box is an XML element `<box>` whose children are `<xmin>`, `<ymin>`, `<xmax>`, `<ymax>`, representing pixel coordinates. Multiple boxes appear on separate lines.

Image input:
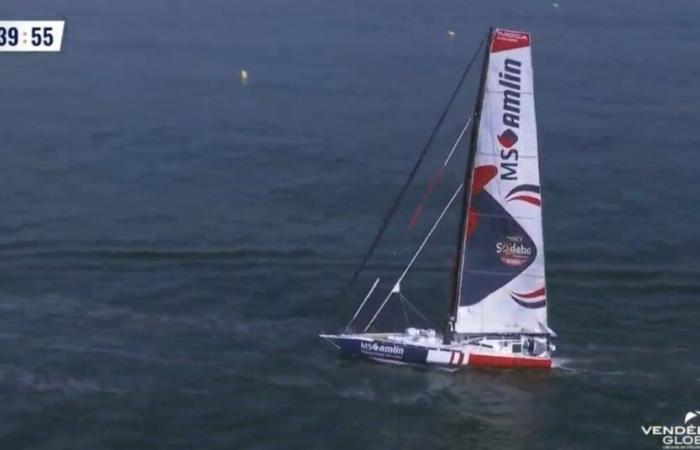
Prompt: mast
<box><xmin>443</xmin><ymin>27</ymin><xmax>493</xmax><ymax>344</ymax></box>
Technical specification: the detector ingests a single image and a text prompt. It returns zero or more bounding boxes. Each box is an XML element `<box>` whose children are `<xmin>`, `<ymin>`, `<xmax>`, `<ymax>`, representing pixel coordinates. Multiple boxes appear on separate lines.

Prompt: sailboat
<box><xmin>321</xmin><ymin>28</ymin><xmax>556</xmax><ymax>369</ymax></box>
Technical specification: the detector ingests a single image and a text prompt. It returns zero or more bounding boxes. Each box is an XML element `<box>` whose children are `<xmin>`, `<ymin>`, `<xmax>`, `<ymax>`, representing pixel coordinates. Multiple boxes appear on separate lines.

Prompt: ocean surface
<box><xmin>1</xmin><ymin>0</ymin><xmax>699</xmax><ymax>449</ymax></box>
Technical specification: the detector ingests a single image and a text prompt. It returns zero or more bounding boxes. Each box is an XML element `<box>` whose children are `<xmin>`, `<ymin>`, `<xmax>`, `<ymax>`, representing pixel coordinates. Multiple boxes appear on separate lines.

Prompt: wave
<box><xmin>0</xmin><ymin>243</ymin><xmax>321</xmax><ymax>265</ymax></box>
<box><xmin>0</xmin><ymin>365</ymin><xmax>125</xmax><ymax>396</ymax></box>
<box><xmin>549</xmin><ymin>263</ymin><xmax>700</xmax><ymax>294</ymax></box>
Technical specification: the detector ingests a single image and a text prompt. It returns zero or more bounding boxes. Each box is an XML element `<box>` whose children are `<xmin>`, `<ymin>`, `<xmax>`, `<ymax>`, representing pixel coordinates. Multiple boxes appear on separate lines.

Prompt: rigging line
<box><xmin>408</xmin><ymin>166</ymin><xmax>445</xmax><ymax>228</ymax></box>
<box><xmin>344</xmin><ymin>277</ymin><xmax>380</xmax><ymax>332</ymax></box>
<box><xmin>399</xmin><ymin>294</ymin><xmax>411</xmax><ymax>326</ymax></box>
<box><xmin>337</xmin><ymin>32</ymin><xmax>489</xmax><ymax>303</ymax></box>
<box><xmin>364</xmin><ymin>183</ymin><xmax>464</xmax><ymax>332</ymax></box>
<box><xmin>443</xmin><ymin>116</ymin><xmax>473</xmax><ymax>166</ymax></box>
<box><xmin>400</xmin><ymin>293</ymin><xmax>431</xmax><ymax>326</ymax></box>
<box><xmin>408</xmin><ymin>115</ymin><xmax>473</xmax><ymax>228</ymax></box>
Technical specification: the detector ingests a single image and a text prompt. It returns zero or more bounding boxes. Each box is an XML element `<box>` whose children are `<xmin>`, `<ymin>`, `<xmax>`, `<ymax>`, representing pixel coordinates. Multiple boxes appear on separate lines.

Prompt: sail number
<box><xmin>0</xmin><ymin>26</ymin><xmax>53</xmax><ymax>47</ymax></box>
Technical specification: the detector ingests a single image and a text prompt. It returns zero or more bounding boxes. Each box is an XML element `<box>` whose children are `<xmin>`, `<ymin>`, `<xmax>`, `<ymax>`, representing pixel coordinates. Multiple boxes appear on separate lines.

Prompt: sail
<box><xmin>454</xmin><ymin>29</ymin><xmax>548</xmax><ymax>334</ymax></box>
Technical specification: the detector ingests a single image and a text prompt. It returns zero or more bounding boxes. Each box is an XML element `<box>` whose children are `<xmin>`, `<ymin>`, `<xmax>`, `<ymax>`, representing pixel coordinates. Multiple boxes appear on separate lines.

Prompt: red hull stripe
<box><xmin>469</xmin><ymin>353</ymin><xmax>551</xmax><ymax>369</ymax></box>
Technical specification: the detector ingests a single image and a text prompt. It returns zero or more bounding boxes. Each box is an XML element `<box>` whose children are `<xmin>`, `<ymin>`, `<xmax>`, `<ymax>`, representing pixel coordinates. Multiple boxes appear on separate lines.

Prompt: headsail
<box><xmin>454</xmin><ymin>29</ymin><xmax>548</xmax><ymax>334</ymax></box>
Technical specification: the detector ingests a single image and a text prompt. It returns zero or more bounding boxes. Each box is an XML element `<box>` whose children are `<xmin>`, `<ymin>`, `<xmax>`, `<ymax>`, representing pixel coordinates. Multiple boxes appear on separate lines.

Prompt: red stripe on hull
<box><xmin>468</xmin><ymin>353</ymin><xmax>551</xmax><ymax>369</ymax></box>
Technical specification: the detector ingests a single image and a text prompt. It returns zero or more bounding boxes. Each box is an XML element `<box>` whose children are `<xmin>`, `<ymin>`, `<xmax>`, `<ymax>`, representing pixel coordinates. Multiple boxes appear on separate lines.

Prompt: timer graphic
<box><xmin>0</xmin><ymin>21</ymin><xmax>65</xmax><ymax>52</ymax></box>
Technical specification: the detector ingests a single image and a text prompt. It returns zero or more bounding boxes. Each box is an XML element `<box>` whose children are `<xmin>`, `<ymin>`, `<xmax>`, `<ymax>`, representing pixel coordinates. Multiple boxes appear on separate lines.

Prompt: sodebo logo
<box><xmin>641</xmin><ymin>411</ymin><xmax>700</xmax><ymax>449</ymax></box>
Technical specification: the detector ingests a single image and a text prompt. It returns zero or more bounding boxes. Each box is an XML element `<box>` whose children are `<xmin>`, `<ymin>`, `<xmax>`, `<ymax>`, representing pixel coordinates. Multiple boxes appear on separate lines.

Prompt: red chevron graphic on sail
<box><xmin>510</xmin><ymin>286</ymin><xmax>546</xmax><ymax>309</ymax></box>
<box><xmin>467</xmin><ymin>165</ymin><xmax>498</xmax><ymax>238</ymax></box>
<box><xmin>505</xmin><ymin>184</ymin><xmax>541</xmax><ymax>206</ymax></box>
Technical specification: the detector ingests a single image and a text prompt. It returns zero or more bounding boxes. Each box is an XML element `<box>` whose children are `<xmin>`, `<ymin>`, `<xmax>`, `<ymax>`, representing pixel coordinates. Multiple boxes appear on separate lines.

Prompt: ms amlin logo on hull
<box><xmin>641</xmin><ymin>411</ymin><xmax>700</xmax><ymax>449</ymax></box>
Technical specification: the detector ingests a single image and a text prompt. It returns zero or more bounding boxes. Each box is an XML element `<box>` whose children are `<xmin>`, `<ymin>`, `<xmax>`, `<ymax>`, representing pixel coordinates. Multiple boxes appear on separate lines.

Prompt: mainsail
<box><xmin>453</xmin><ymin>29</ymin><xmax>548</xmax><ymax>334</ymax></box>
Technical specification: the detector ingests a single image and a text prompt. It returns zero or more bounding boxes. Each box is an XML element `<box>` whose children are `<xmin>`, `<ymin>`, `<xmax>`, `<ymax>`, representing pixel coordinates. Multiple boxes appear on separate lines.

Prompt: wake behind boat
<box><xmin>322</xmin><ymin>28</ymin><xmax>556</xmax><ymax>370</ymax></box>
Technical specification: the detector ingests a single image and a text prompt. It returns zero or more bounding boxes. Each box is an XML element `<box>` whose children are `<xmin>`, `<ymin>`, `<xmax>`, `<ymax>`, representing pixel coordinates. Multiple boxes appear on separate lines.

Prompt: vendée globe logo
<box><xmin>641</xmin><ymin>411</ymin><xmax>700</xmax><ymax>449</ymax></box>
